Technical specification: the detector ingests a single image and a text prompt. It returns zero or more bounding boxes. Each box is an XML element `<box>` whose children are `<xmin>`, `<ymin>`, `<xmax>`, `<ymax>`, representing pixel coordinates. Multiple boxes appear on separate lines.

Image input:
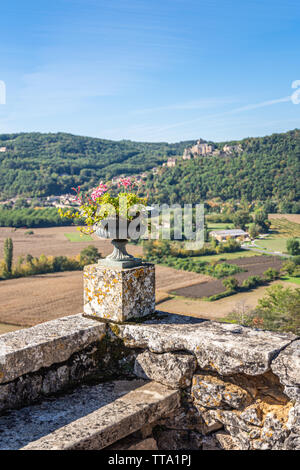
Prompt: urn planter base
<box><xmin>83</xmin><ymin>263</ymin><xmax>155</xmax><ymax>323</ymax></box>
<box><xmin>98</xmin><ymin>239</ymin><xmax>142</xmax><ymax>269</ymax></box>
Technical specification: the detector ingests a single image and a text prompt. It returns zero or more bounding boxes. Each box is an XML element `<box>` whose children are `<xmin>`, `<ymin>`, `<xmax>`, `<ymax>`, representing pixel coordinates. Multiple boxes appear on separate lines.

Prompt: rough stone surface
<box><xmin>0</xmin><ymin>311</ymin><xmax>299</xmax><ymax>451</ymax></box>
<box><xmin>158</xmin><ymin>402</ymin><xmax>207</xmax><ymax>433</ymax></box>
<box><xmin>156</xmin><ymin>430</ymin><xmax>194</xmax><ymax>450</ymax></box>
<box><xmin>0</xmin><ymin>380</ymin><xmax>180</xmax><ymax>450</ymax></box>
<box><xmin>194</xmin><ymin>406</ymin><xmax>223</xmax><ymax>433</ymax></box>
<box><xmin>0</xmin><ymin>339</ymin><xmax>134</xmax><ymax>414</ymax></box>
<box><xmin>201</xmin><ymin>434</ymin><xmax>222</xmax><ymax>450</ymax></box>
<box><xmin>271</xmin><ymin>340</ymin><xmax>300</xmax><ymax>387</ymax></box>
<box><xmin>134</xmin><ymin>350</ymin><xmax>197</xmax><ymax>388</ymax></box>
<box><xmin>119</xmin><ymin>437</ymin><xmax>158</xmax><ymax>450</ymax></box>
<box><xmin>84</xmin><ymin>263</ymin><xmax>155</xmax><ymax>322</ymax></box>
<box><xmin>215</xmin><ymin>431</ymin><xmax>240</xmax><ymax>450</ymax></box>
<box><xmin>107</xmin><ymin>435</ymin><xmax>158</xmax><ymax>450</ymax></box>
<box><xmin>0</xmin><ymin>314</ymin><xmax>106</xmax><ymax>384</ymax></box>
<box><xmin>115</xmin><ymin>318</ymin><xmax>295</xmax><ymax>375</ymax></box>
<box><xmin>192</xmin><ymin>373</ymin><xmax>252</xmax><ymax>410</ymax></box>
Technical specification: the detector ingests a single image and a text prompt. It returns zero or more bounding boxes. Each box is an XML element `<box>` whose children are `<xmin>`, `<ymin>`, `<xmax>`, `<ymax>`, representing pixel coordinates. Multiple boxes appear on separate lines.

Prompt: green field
<box><xmin>270</xmin><ymin>218</ymin><xmax>300</xmax><ymax>238</ymax></box>
<box><xmin>207</xmin><ymin>222</ymin><xmax>234</xmax><ymax>230</ymax></box>
<box><xmin>255</xmin><ymin>237</ymin><xmax>300</xmax><ymax>254</ymax></box>
<box><xmin>192</xmin><ymin>250</ymin><xmax>260</xmax><ymax>263</ymax></box>
<box><xmin>281</xmin><ymin>276</ymin><xmax>300</xmax><ymax>285</ymax></box>
<box><xmin>64</xmin><ymin>232</ymin><xmax>93</xmax><ymax>242</ymax></box>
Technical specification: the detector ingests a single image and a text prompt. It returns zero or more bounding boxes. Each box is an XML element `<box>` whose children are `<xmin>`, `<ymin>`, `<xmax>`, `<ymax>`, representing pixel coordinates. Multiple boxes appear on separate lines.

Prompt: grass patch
<box><xmin>269</xmin><ymin>218</ymin><xmax>300</xmax><ymax>238</ymax></box>
<box><xmin>203</xmin><ymin>290</ymin><xmax>235</xmax><ymax>301</ymax></box>
<box><xmin>255</xmin><ymin>236</ymin><xmax>300</xmax><ymax>253</ymax></box>
<box><xmin>64</xmin><ymin>232</ymin><xmax>93</xmax><ymax>242</ymax></box>
<box><xmin>192</xmin><ymin>251</ymin><xmax>260</xmax><ymax>263</ymax></box>
<box><xmin>207</xmin><ymin>222</ymin><xmax>234</xmax><ymax>230</ymax></box>
<box><xmin>281</xmin><ymin>276</ymin><xmax>300</xmax><ymax>285</ymax></box>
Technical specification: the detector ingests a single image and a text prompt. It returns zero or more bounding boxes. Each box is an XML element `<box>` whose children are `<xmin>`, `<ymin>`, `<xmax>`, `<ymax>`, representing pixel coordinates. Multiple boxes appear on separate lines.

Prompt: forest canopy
<box><xmin>0</xmin><ymin>130</ymin><xmax>299</xmax><ymax>209</ymax></box>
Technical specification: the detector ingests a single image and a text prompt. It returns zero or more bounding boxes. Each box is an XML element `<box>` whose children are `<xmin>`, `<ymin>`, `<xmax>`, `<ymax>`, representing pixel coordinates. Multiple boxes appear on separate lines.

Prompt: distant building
<box><xmin>183</xmin><ymin>149</ymin><xmax>192</xmax><ymax>160</ymax></box>
<box><xmin>182</xmin><ymin>139</ymin><xmax>213</xmax><ymax>160</ymax></box>
<box><xmin>210</xmin><ymin>229</ymin><xmax>249</xmax><ymax>242</ymax></box>
<box><xmin>191</xmin><ymin>141</ymin><xmax>213</xmax><ymax>156</ymax></box>
<box><xmin>166</xmin><ymin>157</ymin><xmax>177</xmax><ymax>167</ymax></box>
<box><xmin>223</xmin><ymin>144</ymin><xmax>243</xmax><ymax>154</ymax></box>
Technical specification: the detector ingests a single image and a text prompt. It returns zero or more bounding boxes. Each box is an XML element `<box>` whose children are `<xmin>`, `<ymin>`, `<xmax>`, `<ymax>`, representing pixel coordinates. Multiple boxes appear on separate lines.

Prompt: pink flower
<box><xmin>91</xmin><ymin>182</ymin><xmax>108</xmax><ymax>201</ymax></box>
<box><xmin>118</xmin><ymin>177</ymin><xmax>134</xmax><ymax>189</ymax></box>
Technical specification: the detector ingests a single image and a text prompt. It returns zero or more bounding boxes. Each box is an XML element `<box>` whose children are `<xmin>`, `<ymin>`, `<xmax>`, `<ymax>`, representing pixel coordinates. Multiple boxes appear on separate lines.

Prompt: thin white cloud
<box><xmin>136</xmin><ymin>95</ymin><xmax>294</xmax><ymax>136</ymax></box>
<box><xmin>229</xmin><ymin>96</ymin><xmax>292</xmax><ymax>113</ymax></box>
<box><xmin>131</xmin><ymin>97</ymin><xmax>236</xmax><ymax>115</ymax></box>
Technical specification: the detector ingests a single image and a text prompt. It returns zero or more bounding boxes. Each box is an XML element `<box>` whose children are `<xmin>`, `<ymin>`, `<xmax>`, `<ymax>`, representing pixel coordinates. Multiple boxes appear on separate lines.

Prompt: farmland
<box><xmin>0</xmin><ymin>227</ymin><xmax>211</xmax><ymax>333</ymax></box>
<box><xmin>0</xmin><ymin>226</ymin><xmax>142</xmax><ymax>259</ymax></box>
<box><xmin>172</xmin><ymin>255</ymin><xmax>284</xmax><ymax>299</ymax></box>
<box><xmin>0</xmin><ymin>222</ymin><xmax>298</xmax><ymax>335</ymax></box>
<box><xmin>157</xmin><ymin>280</ymin><xmax>297</xmax><ymax>320</ymax></box>
<box><xmin>253</xmin><ymin>216</ymin><xmax>300</xmax><ymax>254</ymax></box>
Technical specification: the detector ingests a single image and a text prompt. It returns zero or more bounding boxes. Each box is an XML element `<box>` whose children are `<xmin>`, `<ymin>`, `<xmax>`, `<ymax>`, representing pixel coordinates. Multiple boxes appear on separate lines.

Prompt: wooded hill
<box><xmin>144</xmin><ymin>129</ymin><xmax>300</xmax><ymax>207</ymax></box>
<box><xmin>0</xmin><ymin>130</ymin><xmax>299</xmax><ymax>207</ymax></box>
<box><xmin>0</xmin><ymin>132</ymin><xmax>192</xmax><ymax>198</ymax></box>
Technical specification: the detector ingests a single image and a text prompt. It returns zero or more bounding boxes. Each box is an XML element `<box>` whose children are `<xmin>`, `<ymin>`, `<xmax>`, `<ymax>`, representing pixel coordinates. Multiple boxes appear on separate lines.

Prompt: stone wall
<box><xmin>0</xmin><ymin>312</ymin><xmax>299</xmax><ymax>450</ymax></box>
<box><xmin>0</xmin><ymin>315</ymin><xmax>136</xmax><ymax>413</ymax></box>
<box><xmin>108</xmin><ymin>313</ymin><xmax>300</xmax><ymax>450</ymax></box>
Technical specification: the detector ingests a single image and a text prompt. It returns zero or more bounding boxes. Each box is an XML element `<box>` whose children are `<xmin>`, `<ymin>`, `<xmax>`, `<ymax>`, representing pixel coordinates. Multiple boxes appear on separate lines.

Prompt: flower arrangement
<box><xmin>59</xmin><ymin>177</ymin><xmax>147</xmax><ymax>236</ymax></box>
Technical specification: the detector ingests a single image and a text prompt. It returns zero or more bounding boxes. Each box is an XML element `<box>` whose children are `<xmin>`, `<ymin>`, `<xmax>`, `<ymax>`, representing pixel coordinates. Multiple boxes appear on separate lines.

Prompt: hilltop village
<box><xmin>164</xmin><ymin>140</ymin><xmax>243</xmax><ymax>168</ymax></box>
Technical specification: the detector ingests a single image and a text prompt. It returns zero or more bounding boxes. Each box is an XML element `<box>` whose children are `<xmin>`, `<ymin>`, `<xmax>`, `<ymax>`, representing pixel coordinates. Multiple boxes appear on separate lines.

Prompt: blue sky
<box><xmin>0</xmin><ymin>0</ymin><xmax>299</xmax><ymax>142</ymax></box>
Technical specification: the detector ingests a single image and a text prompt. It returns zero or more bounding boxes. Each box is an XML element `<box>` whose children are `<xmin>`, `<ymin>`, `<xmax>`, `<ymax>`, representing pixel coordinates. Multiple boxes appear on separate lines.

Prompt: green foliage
<box><xmin>0</xmin><ymin>246</ymin><xmax>101</xmax><ymax>280</ymax></box>
<box><xmin>255</xmin><ymin>285</ymin><xmax>300</xmax><ymax>335</ymax></box>
<box><xmin>232</xmin><ymin>210</ymin><xmax>252</xmax><ymax>230</ymax></box>
<box><xmin>144</xmin><ymin>130</ymin><xmax>300</xmax><ymax>207</ymax></box>
<box><xmin>0</xmin><ymin>132</ymin><xmax>191</xmax><ymax>198</ymax></box>
<box><xmin>222</xmin><ymin>277</ymin><xmax>239</xmax><ymax>291</ymax></box>
<box><xmin>226</xmin><ymin>285</ymin><xmax>300</xmax><ymax>334</ymax></box>
<box><xmin>0</xmin><ymin>207</ymin><xmax>80</xmax><ymax>228</ymax></box>
<box><xmin>0</xmin><ymin>130</ymin><xmax>298</xmax><ymax>211</ymax></box>
<box><xmin>79</xmin><ymin>245</ymin><xmax>101</xmax><ymax>265</ymax></box>
<box><xmin>286</xmin><ymin>238</ymin><xmax>300</xmax><ymax>255</ymax></box>
<box><xmin>248</xmin><ymin>223</ymin><xmax>260</xmax><ymax>239</ymax></box>
<box><xmin>253</xmin><ymin>210</ymin><xmax>271</xmax><ymax>232</ymax></box>
<box><xmin>143</xmin><ymin>238</ymin><xmax>241</xmax><ymax>260</ymax></box>
<box><xmin>60</xmin><ymin>191</ymin><xmax>147</xmax><ymax>235</ymax></box>
<box><xmin>143</xmin><ymin>240</ymin><xmax>242</xmax><ymax>278</ymax></box>
<box><xmin>282</xmin><ymin>260</ymin><xmax>297</xmax><ymax>276</ymax></box>
<box><xmin>242</xmin><ymin>275</ymin><xmax>264</xmax><ymax>289</ymax></box>
<box><xmin>206</xmin><ymin>263</ymin><xmax>242</xmax><ymax>278</ymax></box>
<box><xmin>3</xmin><ymin>237</ymin><xmax>13</xmax><ymax>275</ymax></box>
<box><xmin>263</xmin><ymin>268</ymin><xmax>280</xmax><ymax>281</ymax></box>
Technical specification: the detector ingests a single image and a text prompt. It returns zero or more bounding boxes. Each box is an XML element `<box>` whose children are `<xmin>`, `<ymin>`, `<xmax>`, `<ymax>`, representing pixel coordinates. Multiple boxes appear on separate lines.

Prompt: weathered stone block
<box><xmin>271</xmin><ymin>340</ymin><xmax>300</xmax><ymax>388</ymax></box>
<box><xmin>114</xmin><ymin>319</ymin><xmax>295</xmax><ymax>375</ymax></box>
<box><xmin>84</xmin><ymin>263</ymin><xmax>155</xmax><ymax>322</ymax></box>
<box><xmin>0</xmin><ymin>314</ymin><xmax>106</xmax><ymax>384</ymax></box>
<box><xmin>194</xmin><ymin>406</ymin><xmax>223</xmax><ymax>433</ymax></box>
<box><xmin>215</xmin><ymin>431</ymin><xmax>240</xmax><ymax>450</ymax></box>
<box><xmin>134</xmin><ymin>350</ymin><xmax>196</xmax><ymax>388</ymax></box>
<box><xmin>192</xmin><ymin>374</ymin><xmax>252</xmax><ymax>410</ymax></box>
<box><xmin>0</xmin><ymin>380</ymin><xmax>180</xmax><ymax>450</ymax></box>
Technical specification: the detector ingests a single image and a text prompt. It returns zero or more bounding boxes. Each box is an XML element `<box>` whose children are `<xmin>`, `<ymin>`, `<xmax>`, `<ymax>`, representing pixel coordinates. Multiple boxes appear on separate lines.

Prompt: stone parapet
<box><xmin>0</xmin><ymin>312</ymin><xmax>299</xmax><ymax>450</ymax></box>
<box><xmin>0</xmin><ymin>314</ymin><xmax>106</xmax><ymax>384</ymax></box>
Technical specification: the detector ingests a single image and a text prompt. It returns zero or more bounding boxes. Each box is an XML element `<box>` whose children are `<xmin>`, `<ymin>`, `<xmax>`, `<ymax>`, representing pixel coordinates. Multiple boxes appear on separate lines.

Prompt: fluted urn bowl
<box><xmin>95</xmin><ymin>215</ymin><xmax>146</xmax><ymax>268</ymax></box>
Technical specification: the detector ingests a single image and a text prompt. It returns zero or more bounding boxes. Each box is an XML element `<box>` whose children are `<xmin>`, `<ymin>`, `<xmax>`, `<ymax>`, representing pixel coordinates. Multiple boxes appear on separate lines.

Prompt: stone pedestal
<box><xmin>83</xmin><ymin>263</ymin><xmax>155</xmax><ymax>322</ymax></box>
